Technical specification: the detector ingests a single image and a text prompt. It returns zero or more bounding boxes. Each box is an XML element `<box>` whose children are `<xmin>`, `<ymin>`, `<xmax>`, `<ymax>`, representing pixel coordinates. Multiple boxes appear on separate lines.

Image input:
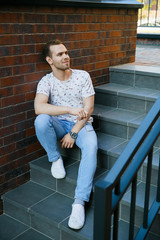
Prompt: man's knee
<box><xmin>34</xmin><ymin>114</ymin><xmax>51</xmax><ymax>132</ymax></box>
<box><xmin>89</xmin><ymin>139</ymin><xmax>98</xmax><ymax>153</ymax></box>
<box><xmin>84</xmin><ymin>135</ymin><xmax>98</xmax><ymax>153</ymax></box>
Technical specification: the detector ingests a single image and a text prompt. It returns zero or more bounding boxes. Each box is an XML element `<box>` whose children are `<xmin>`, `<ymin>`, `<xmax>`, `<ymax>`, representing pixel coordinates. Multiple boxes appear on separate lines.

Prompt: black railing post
<box><xmin>113</xmin><ymin>182</ymin><xmax>120</xmax><ymax>240</ymax></box>
<box><xmin>155</xmin><ymin>0</ymin><xmax>158</xmax><ymax>25</ymax></box>
<box><xmin>94</xmin><ymin>181</ymin><xmax>112</xmax><ymax>240</ymax></box>
<box><xmin>147</xmin><ymin>0</ymin><xmax>151</xmax><ymax>26</ymax></box>
<box><xmin>143</xmin><ymin>148</ymin><xmax>153</xmax><ymax>228</ymax></box>
<box><xmin>156</xmin><ymin>151</ymin><xmax>160</xmax><ymax>202</ymax></box>
<box><xmin>129</xmin><ymin>174</ymin><xmax>137</xmax><ymax>240</ymax></box>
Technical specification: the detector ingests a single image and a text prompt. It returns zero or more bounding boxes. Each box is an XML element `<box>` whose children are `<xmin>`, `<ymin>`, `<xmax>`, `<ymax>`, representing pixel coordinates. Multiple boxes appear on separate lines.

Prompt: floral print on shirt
<box><xmin>36</xmin><ymin>69</ymin><xmax>95</xmax><ymax>122</ymax></box>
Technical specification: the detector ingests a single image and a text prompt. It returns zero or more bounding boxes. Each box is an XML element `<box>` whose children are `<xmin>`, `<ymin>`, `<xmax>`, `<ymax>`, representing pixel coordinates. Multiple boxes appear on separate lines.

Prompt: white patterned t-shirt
<box><xmin>36</xmin><ymin>69</ymin><xmax>95</xmax><ymax>122</ymax></box>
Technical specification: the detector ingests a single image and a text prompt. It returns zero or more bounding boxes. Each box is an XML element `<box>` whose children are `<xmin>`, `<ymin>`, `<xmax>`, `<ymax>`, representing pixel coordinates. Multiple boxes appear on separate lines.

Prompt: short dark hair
<box><xmin>42</xmin><ymin>39</ymin><xmax>62</xmax><ymax>59</ymax></box>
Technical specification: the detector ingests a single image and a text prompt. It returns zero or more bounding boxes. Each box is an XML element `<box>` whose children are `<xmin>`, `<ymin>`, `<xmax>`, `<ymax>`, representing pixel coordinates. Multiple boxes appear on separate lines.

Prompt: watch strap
<box><xmin>69</xmin><ymin>131</ymin><xmax>78</xmax><ymax>139</ymax></box>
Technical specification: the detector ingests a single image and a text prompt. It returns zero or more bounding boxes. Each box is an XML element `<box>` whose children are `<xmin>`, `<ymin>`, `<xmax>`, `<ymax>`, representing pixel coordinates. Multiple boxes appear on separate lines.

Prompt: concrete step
<box><xmin>93</xmin><ymin>104</ymin><xmax>145</xmax><ymax>139</ymax></box>
<box><xmin>0</xmin><ymin>214</ymin><xmax>51</xmax><ymax>240</ymax></box>
<box><xmin>1</xmin><ymin>208</ymin><xmax>159</xmax><ymax>240</ymax></box>
<box><xmin>30</xmin><ymin>154</ymin><xmax>108</xmax><ymax>202</ymax></box>
<box><xmin>2</xmin><ymin>181</ymin><xmax>93</xmax><ymax>240</ymax></box>
<box><xmin>95</xmin><ymin>83</ymin><xmax>160</xmax><ymax>113</ymax></box>
<box><xmin>31</xmin><ymin>133</ymin><xmax>160</xmax><ymax>190</ymax></box>
<box><xmin>94</xmin><ymin>104</ymin><xmax>160</xmax><ymax>148</ymax></box>
<box><xmin>110</xmin><ymin>64</ymin><xmax>160</xmax><ymax>90</ymax></box>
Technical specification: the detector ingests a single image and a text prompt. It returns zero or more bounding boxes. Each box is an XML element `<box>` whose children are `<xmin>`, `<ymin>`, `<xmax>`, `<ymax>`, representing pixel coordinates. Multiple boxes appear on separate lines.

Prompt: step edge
<box><xmin>109</xmin><ymin>64</ymin><xmax>160</xmax><ymax>76</ymax></box>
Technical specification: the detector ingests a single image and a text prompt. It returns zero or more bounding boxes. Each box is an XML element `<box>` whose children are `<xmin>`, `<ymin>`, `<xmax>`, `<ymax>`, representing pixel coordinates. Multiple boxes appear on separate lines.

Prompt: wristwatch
<box><xmin>69</xmin><ymin>131</ymin><xmax>78</xmax><ymax>139</ymax></box>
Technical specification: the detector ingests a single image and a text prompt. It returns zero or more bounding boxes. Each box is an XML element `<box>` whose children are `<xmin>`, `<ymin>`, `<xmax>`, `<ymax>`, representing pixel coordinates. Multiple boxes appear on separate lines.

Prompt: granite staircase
<box><xmin>1</xmin><ymin>64</ymin><xmax>160</xmax><ymax>240</ymax></box>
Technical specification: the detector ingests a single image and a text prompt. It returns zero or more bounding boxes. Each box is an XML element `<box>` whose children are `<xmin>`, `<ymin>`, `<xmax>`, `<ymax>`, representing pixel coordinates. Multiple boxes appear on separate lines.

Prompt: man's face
<box><xmin>48</xmin><ymin>44</ymin><xmax>70</xmax><ymax>70</ymax></box>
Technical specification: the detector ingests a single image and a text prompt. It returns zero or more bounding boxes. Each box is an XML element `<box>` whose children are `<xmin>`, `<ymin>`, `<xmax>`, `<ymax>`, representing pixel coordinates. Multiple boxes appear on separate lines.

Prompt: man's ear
<box><xmin>46</xmin><ymin>56</ymin><xmax>53</xmax><ymax>65</ymax></box>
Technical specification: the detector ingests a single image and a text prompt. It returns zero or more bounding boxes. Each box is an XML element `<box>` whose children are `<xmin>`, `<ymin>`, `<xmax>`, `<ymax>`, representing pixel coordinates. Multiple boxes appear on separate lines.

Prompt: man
<box><xmin>34</xmin><ymin>39</ymin><xmax>97</xmax><ymax>230</ymax></box>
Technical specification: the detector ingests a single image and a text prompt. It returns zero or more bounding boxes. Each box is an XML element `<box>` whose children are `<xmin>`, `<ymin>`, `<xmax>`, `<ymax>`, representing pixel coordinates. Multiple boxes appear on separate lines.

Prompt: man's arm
<box><xmin>60</xmin><ymin>95</ymin><xmax>94</xmax><ymax>148</ymax></box>
<box><xmin>71</xmin><ymin>94</ymin><xmax>94</xmax><ymax>132</ymax></box>
<box><xmin>34</xmin><ymin>93</ymin><xmax>88</xmax><ymax>118</ymax></box>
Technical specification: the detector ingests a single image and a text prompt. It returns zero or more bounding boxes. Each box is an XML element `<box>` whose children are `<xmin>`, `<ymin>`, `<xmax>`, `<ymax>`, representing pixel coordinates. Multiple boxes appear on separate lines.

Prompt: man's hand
<box><xmin>60</xmin><ymin>133</ymin><xmax>75</xmax><ymax>148</ymax></box>
<box><xmin>69</xmin><ymin>107</ymin><xmax>89</xmax><ymax>120</ymax></box>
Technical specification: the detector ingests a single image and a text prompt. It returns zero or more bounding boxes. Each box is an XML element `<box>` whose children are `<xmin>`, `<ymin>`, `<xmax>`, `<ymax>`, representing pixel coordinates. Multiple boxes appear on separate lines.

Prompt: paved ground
<box><xmin>133</xmin><ymin>44</ymin><xmax>160</xmax><ymax>67</ymax></box>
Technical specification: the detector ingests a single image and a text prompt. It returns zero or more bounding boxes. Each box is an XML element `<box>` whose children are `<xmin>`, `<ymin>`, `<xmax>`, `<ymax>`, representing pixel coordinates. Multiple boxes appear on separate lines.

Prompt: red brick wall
<box><xmin>0</xmin><ymin>4</ymin><xmax>138</xmax><ymax>214</ymax></box>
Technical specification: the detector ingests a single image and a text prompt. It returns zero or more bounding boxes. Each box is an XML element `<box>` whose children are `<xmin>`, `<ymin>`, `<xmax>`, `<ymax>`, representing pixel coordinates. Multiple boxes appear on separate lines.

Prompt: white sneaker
<box><xmin>51</xmin><ymin>157</ymin><xmax>66</xmax><ymax>179</ymax></box>
<box><xmin>68</xmin><ymin>204</ymin><xmax>85</xmax><ymax>230</ymax></box>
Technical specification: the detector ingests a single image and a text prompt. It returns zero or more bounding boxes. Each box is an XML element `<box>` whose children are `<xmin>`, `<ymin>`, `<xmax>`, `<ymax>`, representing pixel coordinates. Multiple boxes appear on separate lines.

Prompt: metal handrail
<box><xmin>138</xmin><ymin>0</ymin><xmax>160</xmax><ymax>27</ymax></box>
<box><xmin>94</xmin><ymin>96</ymin><xmax>160</xmax><ymax>240</ymax></box>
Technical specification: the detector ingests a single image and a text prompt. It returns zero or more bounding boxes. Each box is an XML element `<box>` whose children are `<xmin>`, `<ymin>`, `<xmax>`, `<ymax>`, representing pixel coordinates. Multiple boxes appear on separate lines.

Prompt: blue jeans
<box><xmin>34</xmin><ymin>114</ymin><xmax>98</xmax><ymax>202</ymax></box>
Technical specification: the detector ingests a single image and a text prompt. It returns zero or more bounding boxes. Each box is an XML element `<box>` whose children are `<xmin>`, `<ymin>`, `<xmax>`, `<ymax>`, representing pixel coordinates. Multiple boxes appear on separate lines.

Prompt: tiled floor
<box><xmin>0</xmin><ymin>214</ymin><xmax>51</xmax><ymax>240</ymax></box>
<box><xmin>133</xmin><ymin>44</ymin><xmax>160</xmax><ymax>67</ymax></box>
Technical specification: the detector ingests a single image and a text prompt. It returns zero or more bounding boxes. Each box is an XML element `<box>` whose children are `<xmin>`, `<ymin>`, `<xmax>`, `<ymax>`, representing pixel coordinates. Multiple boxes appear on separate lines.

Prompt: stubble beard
<box><xmin>57</xmin><ymin>63</ymin><xmax>70</xmax><ymax>71</ymax></box>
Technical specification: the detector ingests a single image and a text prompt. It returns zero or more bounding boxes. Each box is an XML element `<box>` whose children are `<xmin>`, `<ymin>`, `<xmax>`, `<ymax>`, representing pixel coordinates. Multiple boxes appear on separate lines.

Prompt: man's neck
<box><xmin>52</xmin><ymin>68</ymin><xmax>71</xmax><ymax>81</ymax></box>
